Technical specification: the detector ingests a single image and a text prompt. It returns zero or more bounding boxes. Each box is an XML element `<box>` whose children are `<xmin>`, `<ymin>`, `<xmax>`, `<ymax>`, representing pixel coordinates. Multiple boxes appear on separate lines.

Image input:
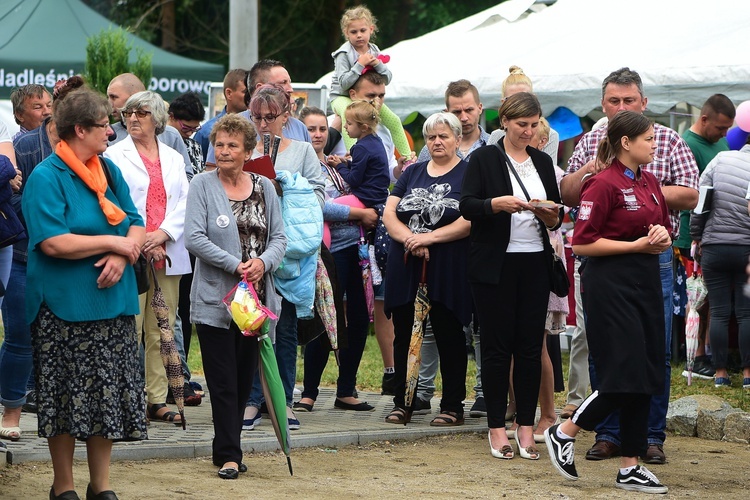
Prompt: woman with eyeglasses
<box><xmin>104</xmin><ymin>91</ymin><xmax>191</xmax><ymax>427</ymax></box>
<box><xmin>168</xmin><ymin>92</ymin><xmax>205</xmax><ymax>175</ymax></box>
<box><xmin>22</xmin><ymin>85</ymin><xmax>146</xmax><ymax>500</ymax></box>
<box><xmin>242</xmin><ymin>83</ymin><xmax>325</xmax><ymax>432</ymax></box>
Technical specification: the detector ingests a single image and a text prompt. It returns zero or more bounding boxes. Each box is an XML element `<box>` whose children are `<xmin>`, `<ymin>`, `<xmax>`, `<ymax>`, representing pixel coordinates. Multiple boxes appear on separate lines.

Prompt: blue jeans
<box><xmin>172</xmin><ymin>313</ymin><xmax>192</xmax><ymax>380</ymax></box>
<box><xmin>592</xmin><ymin>247</ymin><xmax>672</xmax><ymax>447</ymax></box>
<box><xmin>248</xmin><ymin>298</ymin><xmax>298</xmax><ymax>408</ymax></box>
<box><xmin>0</xmin><ymin>260</ymin><xmax>33</xmax><ymax>408</ymax></box>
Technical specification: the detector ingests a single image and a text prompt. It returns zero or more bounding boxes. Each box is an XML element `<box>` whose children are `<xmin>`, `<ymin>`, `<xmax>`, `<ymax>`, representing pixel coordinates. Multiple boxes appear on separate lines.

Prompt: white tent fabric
<box><xmin>317</xmin><ymin>0</ymin><xmax>750</xmax><ymax>118</ymax></box>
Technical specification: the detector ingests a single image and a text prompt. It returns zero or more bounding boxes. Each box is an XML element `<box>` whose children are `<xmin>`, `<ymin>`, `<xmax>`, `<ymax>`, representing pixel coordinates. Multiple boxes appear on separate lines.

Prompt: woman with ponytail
<box><xmin>544</xmin><ymin>110</ymin><xmax>671</xmax><ymax>494</ymax></box>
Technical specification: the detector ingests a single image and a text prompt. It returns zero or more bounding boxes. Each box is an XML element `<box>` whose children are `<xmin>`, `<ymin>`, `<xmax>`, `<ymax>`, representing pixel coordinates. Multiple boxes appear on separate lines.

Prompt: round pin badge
<box><xmin>216</xmin><ymin>215</ymin><xmax>230</xmax><ymax>228</ymax></box>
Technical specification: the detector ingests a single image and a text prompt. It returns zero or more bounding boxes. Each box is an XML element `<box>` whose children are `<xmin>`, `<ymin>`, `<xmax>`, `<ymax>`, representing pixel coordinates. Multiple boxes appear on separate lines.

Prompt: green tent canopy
<box><xmin>0</xmin><ymin>0</ymin><xmax>224</xmax><ymax>101</ymax></box>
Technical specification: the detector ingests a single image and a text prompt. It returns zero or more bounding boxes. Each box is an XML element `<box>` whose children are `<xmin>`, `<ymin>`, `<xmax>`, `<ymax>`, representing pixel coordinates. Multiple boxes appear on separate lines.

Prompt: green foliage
<box><xmin>84</xmin><ymin>27</ymin><xmax>153</xmax><ymax>95</ymax></box>
<box><xmin>82</xmin><ymin>0</ymin><xmax>507</xmax><ymax>83</ymax></box>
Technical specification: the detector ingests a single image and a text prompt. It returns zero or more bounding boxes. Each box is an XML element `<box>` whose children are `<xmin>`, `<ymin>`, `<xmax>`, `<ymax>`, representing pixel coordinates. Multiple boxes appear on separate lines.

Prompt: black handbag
<box><xmin>497</xmin><ymin>144</ymin><xmax>570</xmax><ymax>298</ymax></box>
<box><xmin>98</xmin><ymin>156</ymin><xmax>150</xmax><ymax>294</ymax></box>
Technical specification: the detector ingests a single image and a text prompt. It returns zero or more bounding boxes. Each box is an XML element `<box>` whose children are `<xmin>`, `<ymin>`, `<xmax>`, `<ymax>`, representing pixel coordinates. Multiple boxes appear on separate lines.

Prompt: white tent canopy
<box><xmin>317</xmin><ymin>0</ymin><xmax>750</xmax><ymax>118</ymax></box>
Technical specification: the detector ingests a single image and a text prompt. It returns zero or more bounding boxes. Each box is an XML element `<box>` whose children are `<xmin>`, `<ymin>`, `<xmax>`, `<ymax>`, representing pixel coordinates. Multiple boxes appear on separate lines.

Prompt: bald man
<box><xmin>106</xmin><ymin>73</ymin><xmax>193</xmax><ymax>180</ymax></box>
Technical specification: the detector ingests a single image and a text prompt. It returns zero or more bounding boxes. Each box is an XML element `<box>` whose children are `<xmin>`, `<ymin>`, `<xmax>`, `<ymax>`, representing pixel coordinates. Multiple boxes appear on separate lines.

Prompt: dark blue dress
<box><xmin>384</xmin><ymin>160</ymin><xmax>471</xmax><ymax>325</ymax></box>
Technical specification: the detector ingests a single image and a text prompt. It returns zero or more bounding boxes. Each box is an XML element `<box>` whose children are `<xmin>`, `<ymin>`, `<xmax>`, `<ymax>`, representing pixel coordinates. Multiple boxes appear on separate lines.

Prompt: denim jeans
<box><xmin>248</xmin><ymin>298</ymin><xmax>298</xmax><ymax>408</ymax></box>
<box><xmin>0</xmin><ymin>259</ymin><xmax>33</xmax><ymax>408</ymax></box>
<box><xmin>172</xmin><ymin>313</ymin><xmax>192</xmax><ymax>380</ymax></box>
<box><xmin>592</xmin><ymin>247</ymin><xmax>673</xmax><ymax>446</ymax></box>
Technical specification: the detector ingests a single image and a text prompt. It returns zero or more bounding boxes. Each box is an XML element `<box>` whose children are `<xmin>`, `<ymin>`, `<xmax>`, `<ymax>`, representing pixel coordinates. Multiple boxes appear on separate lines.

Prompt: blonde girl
<box><xmin>329</xmin><ymin>6</ymin><xmax>411</xmax><ymax>158</ymax></box>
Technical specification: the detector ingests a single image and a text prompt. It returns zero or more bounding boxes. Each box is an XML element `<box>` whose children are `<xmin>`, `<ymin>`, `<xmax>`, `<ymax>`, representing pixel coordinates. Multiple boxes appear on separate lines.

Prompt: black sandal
<box><xmin>147</xmin><ymin>403</ymin><xmax>183</xmax><ymax>426</ymax></box>
<box><xmin>385</xmin><ymin>407</ymin><xmax>410</xmax><ymax>424</ymax></box>
<box><xmin>430</xmin><ymin>411</ymin><xmax>465</xmax><ymax>427</ymax></box>
<box><xmin>293</xmin><ymin>400</ymin><xmax>314</xmax><ymax>412</ymax></box>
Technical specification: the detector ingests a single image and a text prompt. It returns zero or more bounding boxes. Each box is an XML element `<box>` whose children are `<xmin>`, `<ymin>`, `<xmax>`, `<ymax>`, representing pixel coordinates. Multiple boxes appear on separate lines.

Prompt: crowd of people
<box><xmin>0</xmin><ymin>4</ymin><xmax>748</xmax><ymax>498</ymax></box>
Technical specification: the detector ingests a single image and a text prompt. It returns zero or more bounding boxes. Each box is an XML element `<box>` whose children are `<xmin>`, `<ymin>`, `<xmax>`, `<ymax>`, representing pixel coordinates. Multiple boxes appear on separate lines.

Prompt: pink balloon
<box><xmin>736</xmin><ymin>101</ymin><xmax>750</xmax><ymax>132</ymax></box>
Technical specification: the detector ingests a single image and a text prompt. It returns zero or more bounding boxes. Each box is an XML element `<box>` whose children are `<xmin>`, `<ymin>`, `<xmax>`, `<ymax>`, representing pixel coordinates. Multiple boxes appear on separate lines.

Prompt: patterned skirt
<box><xmin>31</xmin><ymin>304</ymin><xmax>148</xmax><ymax>441</ymax></box>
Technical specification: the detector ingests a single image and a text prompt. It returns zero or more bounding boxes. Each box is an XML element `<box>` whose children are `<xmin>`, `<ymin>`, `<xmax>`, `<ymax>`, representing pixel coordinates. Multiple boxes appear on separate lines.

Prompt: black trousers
<box><xmin>391</xmin><ymin>300</ymin><xmax>467</xmax><ymax>414</ymax></box>
<box><xmin>196</xmin><ymin>322</ymin><xmax>258</xmax><ymax>466</ymax></box>
<box><xmin>472</xmin><ymin>251</ymin><xmax>549</xmax><ymax>429</ymax></box>
<box><xmin>572</xmin><ymin>390</ymin><xmax>651</xmax><ymax>458</ymax></box>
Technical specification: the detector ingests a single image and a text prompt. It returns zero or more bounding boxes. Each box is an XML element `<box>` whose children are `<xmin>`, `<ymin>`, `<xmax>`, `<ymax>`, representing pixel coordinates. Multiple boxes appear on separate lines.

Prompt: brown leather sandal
<box><xmin>385</xmin><ymin>407</ymin><xmax>410</xmax><ymax>424</ymax></box>
<box><xmin>147</xmin><ymin>403</ymin><xmax>183</xmax><ymax>426</ymax></box>
<box><xmin>430</xmin><ymin>411</ymin><xmax>465</xmax><ymax>427</ymax></box>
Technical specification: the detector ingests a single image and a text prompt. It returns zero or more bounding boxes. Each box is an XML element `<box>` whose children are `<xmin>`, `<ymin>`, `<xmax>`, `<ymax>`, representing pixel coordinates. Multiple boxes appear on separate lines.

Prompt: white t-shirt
<box><xmin>506</xmin><ymin>157</ymin><xmax>546</xmax><ymax>253</ymax></box>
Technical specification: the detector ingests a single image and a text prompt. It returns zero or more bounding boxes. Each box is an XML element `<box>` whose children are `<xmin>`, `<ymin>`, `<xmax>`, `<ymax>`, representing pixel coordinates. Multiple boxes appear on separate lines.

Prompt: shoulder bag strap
<box><xmin>494</xmin><ymin>143</ymin><xmax>553</xmax><ymax>249</ymax></box>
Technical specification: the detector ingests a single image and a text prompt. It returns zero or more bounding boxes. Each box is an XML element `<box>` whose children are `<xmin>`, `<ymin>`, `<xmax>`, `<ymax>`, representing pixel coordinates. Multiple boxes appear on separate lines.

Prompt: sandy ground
<box><xmin>2</xmin><ymin>431</ymin><xmax>749</xmax><ymax>499</ymax></box>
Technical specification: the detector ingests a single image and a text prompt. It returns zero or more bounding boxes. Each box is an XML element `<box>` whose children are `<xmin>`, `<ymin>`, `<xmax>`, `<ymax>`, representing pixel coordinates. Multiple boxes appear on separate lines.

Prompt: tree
<box><xmin>83</xmin><ymin>0</ymin><xmax>504</xmax><ymax>82</ymax></box>
<box><xmin>84</xmin><ymin>27</ymin><xmax>153</xmax><ymax>96</ymax></box>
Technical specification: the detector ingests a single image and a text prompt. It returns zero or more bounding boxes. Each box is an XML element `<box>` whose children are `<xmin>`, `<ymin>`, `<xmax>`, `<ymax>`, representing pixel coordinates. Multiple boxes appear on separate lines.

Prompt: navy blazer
<box><xmin>459</xmin><ymin>141</ymin><xmax>562</xmax><ymax>285</ymax></box>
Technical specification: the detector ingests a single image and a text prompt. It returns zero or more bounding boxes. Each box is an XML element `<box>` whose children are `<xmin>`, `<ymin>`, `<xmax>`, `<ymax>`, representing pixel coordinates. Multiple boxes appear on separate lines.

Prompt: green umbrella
<box><xmin>226</xmin><ymin>275</ymin><xmax>292</xmax><ymax>474</ymax></box>
<box><xmin>257</xmin><ymin>320</ymin><xmax>293</xmax><ymax>475</ymax></box>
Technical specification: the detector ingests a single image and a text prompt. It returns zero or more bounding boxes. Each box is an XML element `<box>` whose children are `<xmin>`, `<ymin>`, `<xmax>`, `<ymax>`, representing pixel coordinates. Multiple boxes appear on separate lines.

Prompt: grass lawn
<box><xmin>5</xmin><ymin>325</ymin><xmax>749</xmax><ymax>412</ymax></box>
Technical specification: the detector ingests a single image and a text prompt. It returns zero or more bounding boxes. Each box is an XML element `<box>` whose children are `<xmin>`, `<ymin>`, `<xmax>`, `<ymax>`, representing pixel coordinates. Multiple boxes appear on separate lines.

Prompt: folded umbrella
<box><xmin>685</xmin><ymin>265</ymin><xmax>708</xmax><ymax>386</ymax></box>
<box><xmin>404</xmin><ymin>259</ymin><xmax>430</xmax><ymax>424</ymax></box>
<box><xmin>224</xmin><ymin>274</ymin><xmax>291</xmax><ymax>474</ymax></box>
<box><xmin>257</xmin><ymin>320</ymin><xmax>293</xmax><ymax>475</ymax></box>
<box><xmin>149</xmin><ymin>260</ymin><xmax>186</xmax><ymax>430</ymax></box>
<box><xmin>358</xmin><ymin>227</ymin><xmax>375</xmax><ymax>322</ymax></box>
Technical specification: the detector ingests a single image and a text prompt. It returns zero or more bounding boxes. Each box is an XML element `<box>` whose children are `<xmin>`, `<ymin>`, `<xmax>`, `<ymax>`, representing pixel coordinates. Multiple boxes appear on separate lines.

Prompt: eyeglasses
<box><xmin>89</xmin><ymin>122</ymin><xmax>112</xmax><ymax>130</ymax></box>
<box><xmin>177</xmin><ymin>119</ymin><xmax>201</xmax><ymax>132</ymax></box>
<box><xmin>121</xmin><ymin>109</ymin><xmax>152</xmax><ymax>119</ymax></box>
<box><xmin>252</xmin><ymin>113</ymin><xmax>279</xmax><ymax>124</ymax></box>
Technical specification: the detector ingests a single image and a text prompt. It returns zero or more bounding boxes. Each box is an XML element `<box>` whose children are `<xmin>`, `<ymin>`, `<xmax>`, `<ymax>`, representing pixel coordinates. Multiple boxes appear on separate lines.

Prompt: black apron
<box><xmin>581</xmin><ymin>253</ymin><xmax>665</xmax><ymax>394</ymax></box>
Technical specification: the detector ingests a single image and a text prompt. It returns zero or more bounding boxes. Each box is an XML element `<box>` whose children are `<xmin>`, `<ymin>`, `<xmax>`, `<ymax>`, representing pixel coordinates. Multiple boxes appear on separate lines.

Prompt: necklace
<box><xmin>508</xmin><ymin>155</ymin><xmax>535</xmax><ymax>178</ymax></box>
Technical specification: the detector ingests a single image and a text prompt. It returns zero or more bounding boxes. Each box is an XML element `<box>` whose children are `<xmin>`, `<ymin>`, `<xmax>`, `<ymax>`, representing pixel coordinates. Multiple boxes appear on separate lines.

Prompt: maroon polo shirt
<box><xmin>573</xmin><ymin>159</ymin><xmax>671</xmax><ymax>245</ymax></box>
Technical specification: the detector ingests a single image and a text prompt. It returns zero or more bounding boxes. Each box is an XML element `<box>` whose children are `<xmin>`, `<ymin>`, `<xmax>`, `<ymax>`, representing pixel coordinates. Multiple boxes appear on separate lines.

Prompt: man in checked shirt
<box><xmin>560</xmin><ymin>67</ymin><xmax>699</xmax><ymax>465</ymax></box>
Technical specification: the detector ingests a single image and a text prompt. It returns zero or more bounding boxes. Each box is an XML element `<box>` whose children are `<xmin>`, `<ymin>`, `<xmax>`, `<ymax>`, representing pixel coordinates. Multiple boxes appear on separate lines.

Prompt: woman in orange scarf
<box><xmin>22</xmin><ymin>86</ymin><xmax>146</xmax><ymax>500</ymax></box>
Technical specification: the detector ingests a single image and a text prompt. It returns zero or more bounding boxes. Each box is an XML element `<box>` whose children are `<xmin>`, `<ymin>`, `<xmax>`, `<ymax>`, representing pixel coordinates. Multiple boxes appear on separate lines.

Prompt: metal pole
<box><xmin>229</xmin><ymin>0</ymin><xmax>258</xmax><ymax>70</ymax></box>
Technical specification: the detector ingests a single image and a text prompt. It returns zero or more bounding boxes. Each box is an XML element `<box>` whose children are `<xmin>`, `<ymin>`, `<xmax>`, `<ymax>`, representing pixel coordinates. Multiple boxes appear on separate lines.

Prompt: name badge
<box><xmin>216</xmin><ymin>215</ymin><xmax>230</xmax><ymax>228</ymax></box>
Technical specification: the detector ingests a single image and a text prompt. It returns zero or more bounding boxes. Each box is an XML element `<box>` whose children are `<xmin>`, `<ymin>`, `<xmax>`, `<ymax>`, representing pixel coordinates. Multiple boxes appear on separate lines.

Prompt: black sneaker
<box><xmin>544</xmin><ymin>424</ymin><xmax>578</xmax><ymax>480</ymax></box>
<box><xmin>615</xmin><ymin>465</ymin><xmax>668</xmax><ymax>494</ymax></box>
<box><xmin>469</xmin><ymin>397</ymin><xmax>487</xmax><ymax>418</ymax></box>
<box><xmin>381</xmin><ymin>373</ymin><xmax>396</xmax><ymax>396</ymax></box>
<box><xmin>682</xmin><ymin>356</ymin><xmax>715</xmax><ymax>380</ymax></box>
<box><xmin>22</xmin><ymin>390</ymin><xmax>38</xmax><ymax>414</ymax></box>
<box><xmin>412</xmin><ymin>398</ymin><xmax>432</xmax><ymax>415</ymax></box>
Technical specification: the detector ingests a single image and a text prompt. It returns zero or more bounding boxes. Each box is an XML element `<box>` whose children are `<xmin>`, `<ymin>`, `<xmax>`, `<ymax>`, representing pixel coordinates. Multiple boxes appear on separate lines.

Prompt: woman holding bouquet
<box><xmin>184</xmin><ymin>114</ymin><xmax>286</xmax><ymax>479</ymax></box>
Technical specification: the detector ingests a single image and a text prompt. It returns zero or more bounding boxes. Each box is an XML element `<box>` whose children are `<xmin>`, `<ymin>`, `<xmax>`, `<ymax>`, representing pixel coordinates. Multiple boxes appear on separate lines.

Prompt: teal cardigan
<box><xmin>22</xmin><ymin>153</ymin><xmax>144</xmax><ymax>323</ymax></box>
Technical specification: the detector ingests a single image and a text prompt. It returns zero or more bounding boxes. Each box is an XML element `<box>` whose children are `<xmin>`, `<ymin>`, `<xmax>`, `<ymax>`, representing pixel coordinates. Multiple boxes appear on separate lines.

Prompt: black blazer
<box><xmin>459</xmin><ymin>142</ymin><xmax>562</xmax><ymax>285</ymax></box>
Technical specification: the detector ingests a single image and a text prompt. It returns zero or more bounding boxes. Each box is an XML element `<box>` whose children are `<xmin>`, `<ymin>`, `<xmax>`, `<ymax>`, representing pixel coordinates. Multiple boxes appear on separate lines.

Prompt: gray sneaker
<box><xmin>469</xmin><ymin>397</ymin><xmax>487</xmax><ymax>418</ymax></box>
<box><xmin>615</xmin><ymin>465</ymin><xmax>668</xmax><ymax>494</ymax></box>
<box><xmin>412</xmin><ymin>398</ymin><xmax>432</xmax><ymax>415</ymax></box>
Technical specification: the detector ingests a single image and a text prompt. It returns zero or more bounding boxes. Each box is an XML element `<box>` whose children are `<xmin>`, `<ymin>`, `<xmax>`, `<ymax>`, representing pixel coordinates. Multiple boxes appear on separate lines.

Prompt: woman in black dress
<box><xmin>383</xmin><ymin>112</ymin><xmax>471</xmax><ymax>426</ymax></box>
<box><xmin>544</xmin><ymin>111</ymin><xmax>671</xmax><ymax>494</ymax></box>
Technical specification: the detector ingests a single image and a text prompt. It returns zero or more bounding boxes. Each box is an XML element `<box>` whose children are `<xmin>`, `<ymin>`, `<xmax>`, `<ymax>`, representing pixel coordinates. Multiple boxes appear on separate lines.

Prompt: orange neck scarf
<box><xmin>55</xmin><ymin>140</ymin><xmax>126</xmax><ymax>225</ymax></box>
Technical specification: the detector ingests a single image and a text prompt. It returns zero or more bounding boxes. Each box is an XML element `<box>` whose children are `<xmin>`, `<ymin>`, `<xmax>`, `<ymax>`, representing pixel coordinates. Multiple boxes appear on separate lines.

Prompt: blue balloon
<box><xmin>726</xmin><ymin>127</ymin><xmax>749</xmax><ymax>150</ymax></box>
